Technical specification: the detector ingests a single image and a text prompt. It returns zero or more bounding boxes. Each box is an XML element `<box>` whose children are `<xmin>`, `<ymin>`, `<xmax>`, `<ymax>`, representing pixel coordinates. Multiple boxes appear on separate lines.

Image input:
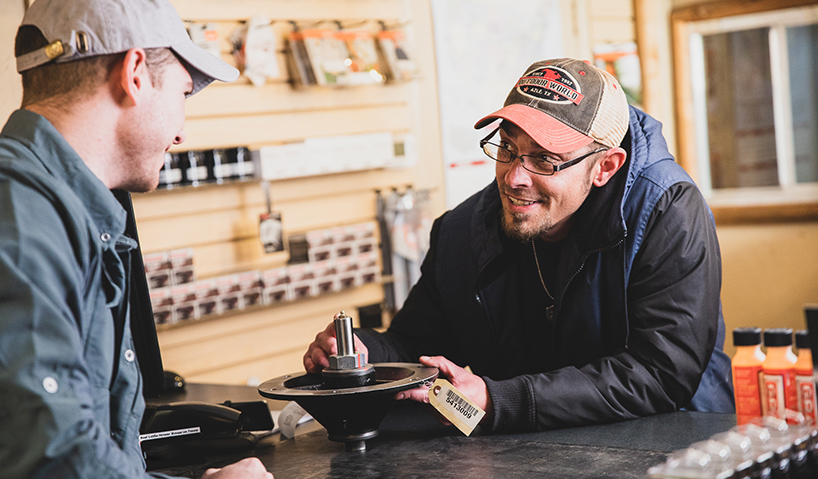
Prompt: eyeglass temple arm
<box><xmin>552</xmin><ymin>148</ymin><xmax>606</xmax><ymax>173</ymax></box>
<box><xmin>479</xmin><ymin>126</ymin><xmax>501</xmax><ymax>145</ymax></box>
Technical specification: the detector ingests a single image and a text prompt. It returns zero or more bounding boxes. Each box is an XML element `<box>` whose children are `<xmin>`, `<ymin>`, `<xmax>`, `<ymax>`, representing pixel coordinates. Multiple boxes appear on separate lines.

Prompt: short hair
<box><xmin>15</xmin><ymin>25</ymin><xmax>177</xmax><ymax>108</ymax></box>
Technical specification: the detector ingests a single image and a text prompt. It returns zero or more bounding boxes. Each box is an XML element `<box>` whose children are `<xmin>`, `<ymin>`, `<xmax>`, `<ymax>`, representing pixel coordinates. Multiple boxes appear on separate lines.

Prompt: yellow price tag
<box><xmin>427</xmin><ymin>378</ymin><xmax>485</xmax><ymax>436</ymax></box>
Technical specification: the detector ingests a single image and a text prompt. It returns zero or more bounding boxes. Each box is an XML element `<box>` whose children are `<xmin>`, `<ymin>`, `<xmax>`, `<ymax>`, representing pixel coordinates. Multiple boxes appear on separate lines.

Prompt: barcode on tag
<box><xmin>445</xmin><ymin>388</ymin><xmax>478</xmax><ymax>419</ymax></box>
<box><xmin>428</xmin><ymin>378</ymin><xmax>485</xmax><ymax>436</ymax></box>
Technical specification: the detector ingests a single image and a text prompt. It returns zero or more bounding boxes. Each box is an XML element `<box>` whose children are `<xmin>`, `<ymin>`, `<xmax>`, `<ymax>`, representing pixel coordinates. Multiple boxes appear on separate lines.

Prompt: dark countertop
<box><xmin>149</xmin><ymin>383</ymin><xmax>736</xmax><ymax>478</ymax></box>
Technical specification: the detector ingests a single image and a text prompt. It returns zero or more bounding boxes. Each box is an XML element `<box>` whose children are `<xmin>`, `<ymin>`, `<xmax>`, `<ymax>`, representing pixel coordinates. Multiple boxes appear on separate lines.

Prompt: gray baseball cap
<box><xmin>16</xmin><ymin>0</ymin><xmax>239</xmax><ymax>96</ymax></box>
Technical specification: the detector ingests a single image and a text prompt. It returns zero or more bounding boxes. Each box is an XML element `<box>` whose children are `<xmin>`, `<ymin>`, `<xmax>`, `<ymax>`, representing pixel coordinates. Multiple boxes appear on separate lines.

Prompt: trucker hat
<box><xmin>15</xmin><ymin>0</ymin><xmax>239</xmax><ymax>96</ymax></box>
<box><xmin>474</xmin><ymin>58</ymin><xmax>629</xmax><ymax>154</ymax></box>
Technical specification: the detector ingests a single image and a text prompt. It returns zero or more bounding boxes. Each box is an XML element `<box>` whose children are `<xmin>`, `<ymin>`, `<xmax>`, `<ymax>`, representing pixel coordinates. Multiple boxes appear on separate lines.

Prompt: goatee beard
<box><xmin>501</xmin><ymin>211</ymin><xmax>550</xmax><ymax>243</ymax></box>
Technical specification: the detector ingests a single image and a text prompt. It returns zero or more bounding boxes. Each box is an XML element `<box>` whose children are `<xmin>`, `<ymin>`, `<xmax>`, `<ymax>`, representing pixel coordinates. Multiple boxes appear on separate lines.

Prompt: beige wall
<box><xmin>719</xmin><ymin>224</ymin><xmax>818</xmax><ymax>346</ymax></box>
<box><xmin>0</xmin><ymin>1</ymin><xmax>24</xmax><ymax>123</ymax></box>
<box><xmin>718</xmin><ymin>218</ymin><xmax>818</xmax><ymax>358</ymax></box>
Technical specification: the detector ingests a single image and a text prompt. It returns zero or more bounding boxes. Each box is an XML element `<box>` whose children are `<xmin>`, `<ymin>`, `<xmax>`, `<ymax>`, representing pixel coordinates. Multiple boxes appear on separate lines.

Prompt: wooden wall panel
<box><xmin>137</xmin><ymin>187</ymin><xmax>377</xmax><ymax>252</ymax></box>
<box><xmin>140</xmin><ymin>0</ymin><xmax>445</xmax><ymax>384</ymax></box>
<box><xmin>589</xmin><ymin>18</ymin><xmax>637</xmax><ymax>44</ymax></box>
<box><xmin>588</xmin><ymin>0</ymin><xmax>636</xmax><ymax>45</ymax></box>
<box><xmin>178</xmin><ymin>105</ymin><xmax>413</xmax><ymax>151</ymax></box>
<box><xmin>560</xmin><ymin>0</ymin><xmax>637</xmax><ymax>60</ymax></box>
<box><xmin>133</xmin><ymin>168</ymin><xmax>415</xmax><ymax>221</ymax></box>
<box><xmin>186</xmin><ymin>83</ymin><xmax>412</xmax><ymax>119</ymax></box>
<box><xmin>589</xmin><ymin>0</ymin><xmax>634</xmax><ymax>18</ymax></box>
<box><xmin>171</xmin><ymin>0</ymin><xmax>408</xmax><ymax>23</ymax></box>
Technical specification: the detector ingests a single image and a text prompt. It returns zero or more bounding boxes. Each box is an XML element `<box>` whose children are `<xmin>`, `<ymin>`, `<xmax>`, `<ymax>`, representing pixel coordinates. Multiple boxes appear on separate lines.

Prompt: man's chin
<box><xmin>501</xmin><ymin>213</ymin><xmax>547</xmax><ymax>243</ymax></box>
<box><xmin>118</xmin><ymin>175</ymin><xmax>160</xmax><ymax>194</ymax></box>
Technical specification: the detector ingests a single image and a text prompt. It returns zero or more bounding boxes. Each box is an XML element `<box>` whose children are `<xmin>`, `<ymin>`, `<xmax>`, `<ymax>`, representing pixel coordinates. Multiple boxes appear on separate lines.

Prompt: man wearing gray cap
<box><xmin>305</xmin><ymin>58</ymin><xmax>733</xmax><ymax>431</ymax></box>
<box><xmin>0</xmin><ymin>0</ymin><xmax>271</xmax><ymax>478</ymax></box>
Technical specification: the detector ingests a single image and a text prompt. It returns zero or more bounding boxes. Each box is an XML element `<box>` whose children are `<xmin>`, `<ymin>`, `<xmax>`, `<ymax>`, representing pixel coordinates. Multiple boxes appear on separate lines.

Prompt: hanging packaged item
<box><xmin>377</xmin><ymin>29</ymin><xmax>418</xmax><ymax>82</ymax></box>
<box><xmin>385</xmin><ymin>188</ymin><xmax>410</xmax><ymax>309</ymax></box>
<box><xmin>231</xmin><ymin>146</ymin><xmax>255</xmax><ymax>180</ymax></box>
<box><xmin>336</xmin><ymin>29</ymin><xmax>385</xmax><ymax>85</ymax></box>
<box><xmin>229</xmin><ymin>15</ymin><xmax>281</xmax><ymax>87</ymax></box>
<box><xmin>183</xmin><ymin>150</ymin><xmax>208</xmax><ymax>186</ymax></box>
<box><xmin>259</xmin><ymin>181</ymin><xmax>284</xmax><ymax>254</ymax></box>
<box><xmin>380</xmin><ymin>187</ymin><xmax>433</xmax><ymax>311</ymax></box>
<box><xmin>186</xmin><ymin>22</ymin><xmax>222</xmax><ymax>59</ymax></box>
<box><xmin>286</xmin><ymin>29</ymin><xmax>317</xmax><ymax>87</ymax></box>
<box><xmin>299</xmin><ymin>28</ymin><xmax>351</xmax><ymax>86</ymax></box>
<box><xmin>207</xmin><ymin>148</ymin><xmax>229</xmax><ymax>184</ymax></box>
<box><xmin>375</xmin><ymin>190</ymin><xmax>396</xmax><ymax>313</ymax></box>
<box><xmin>158</xmin><ymin>152</ymin><xmax>184</xmax><ymax>189</ymax></box>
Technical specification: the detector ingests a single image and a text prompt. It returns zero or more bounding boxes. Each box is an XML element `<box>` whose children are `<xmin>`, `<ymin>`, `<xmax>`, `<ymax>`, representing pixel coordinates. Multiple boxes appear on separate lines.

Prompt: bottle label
<box><xmin>733</xmin><ymin>364</ymin><xmax>763</xmax><ymax>425</ymax></box>
<box><xmin>165</xmin><ymin>168</ymin><xmax>182</xmax><ymax>184</ymax></box>
<box><xmin>214</xmin><ymin>163</ymin><xmax>235</xmax><ymax>179</ymax></box>
<box><xmin>761</xmin><ymin>369</ymin><xmax>797</xmax><ymax>422</ymax></box>
<box><xmin>187</xmin><ymin>166</ymin><xmax>207</xmax><ymax>182</ymax></box>
<box><xmin>796</xmin><ymin>375</ymin><xmax>818</xmax><ymax>426</ymax></box>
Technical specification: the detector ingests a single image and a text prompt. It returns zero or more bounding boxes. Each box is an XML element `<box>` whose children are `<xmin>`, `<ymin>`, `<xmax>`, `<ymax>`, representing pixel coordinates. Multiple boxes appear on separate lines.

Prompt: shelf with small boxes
<box><xmin>145</xmin><ymin>221</ymin><xmax>380</xmax><ymax>330</ymax></box>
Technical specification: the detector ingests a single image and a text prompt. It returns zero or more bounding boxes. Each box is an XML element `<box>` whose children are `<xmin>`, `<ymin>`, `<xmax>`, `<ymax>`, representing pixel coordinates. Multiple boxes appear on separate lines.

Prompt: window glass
<box><xmin>703</xmin><ymin>28</ymin><xmax>777</xmax><ymax>189</ymax></box>
<box><xmin>789</xmin><ymin>24</ymin><xmax>818</xmax><ymax>184</ymax></box>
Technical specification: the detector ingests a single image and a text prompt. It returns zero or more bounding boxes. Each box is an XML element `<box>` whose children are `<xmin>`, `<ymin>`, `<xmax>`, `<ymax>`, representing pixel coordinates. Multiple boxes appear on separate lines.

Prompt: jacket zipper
<box><xmin>475</xmin><ymin>251</ymin><xmax>501</xmax><ymax>341</ymax></box>
<box><xmin>554</xmin><ymin>235</ymin><xmax>628</xmax><ymax>348</ymax></box>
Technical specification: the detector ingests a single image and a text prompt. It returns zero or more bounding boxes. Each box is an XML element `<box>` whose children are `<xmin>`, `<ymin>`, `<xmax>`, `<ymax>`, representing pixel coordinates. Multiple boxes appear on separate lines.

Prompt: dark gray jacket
<box><xmin>360</xmin><ymin>107</ymin><xmax>734</xmax><ymax>431</ymax></box>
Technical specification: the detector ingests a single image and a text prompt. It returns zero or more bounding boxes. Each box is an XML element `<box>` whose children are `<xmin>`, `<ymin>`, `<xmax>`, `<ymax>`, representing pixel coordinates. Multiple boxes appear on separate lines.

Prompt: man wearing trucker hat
<box><xmin>0</xmin><ymin>0</ymin><xmax>272</xmax><ymax>477</ymax></box>
<box><xmin>305</xmin><ymin>58</ymin><xmax>734</xmax><ymax>430</ymax></box>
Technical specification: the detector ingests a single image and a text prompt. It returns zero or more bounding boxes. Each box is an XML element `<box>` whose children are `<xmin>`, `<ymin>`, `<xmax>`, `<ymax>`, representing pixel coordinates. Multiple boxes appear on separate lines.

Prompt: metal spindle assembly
<box><xmin>322</xmin><ymin>311</ymin><xmax>375</xmax><ymax>390</ymax></box>
<box><xmin>334</xmin><ymin>312</ymin><xmax>355</xmax><ymax>356</ymax></box>
<box><xmin>258</xmin><ymin>311</ymin><xmax>438</xmax><ymax>452</ymax></box>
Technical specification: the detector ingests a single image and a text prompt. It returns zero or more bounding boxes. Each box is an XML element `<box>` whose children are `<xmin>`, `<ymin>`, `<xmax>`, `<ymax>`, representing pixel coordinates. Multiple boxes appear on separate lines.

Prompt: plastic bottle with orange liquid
<box><xmin>795</xmin><ymin>330</ymin><xmax>817</xmax><ymax>426</ymax></box>
<box><xmin>732</xmin><ymin>327</ymin><xmax>765</xmax><ymax>425</ymax></box>
<box><xmin>761</xmin><ymin>328</ymin><xmax>798</xmax><ymax>423</ymax></box>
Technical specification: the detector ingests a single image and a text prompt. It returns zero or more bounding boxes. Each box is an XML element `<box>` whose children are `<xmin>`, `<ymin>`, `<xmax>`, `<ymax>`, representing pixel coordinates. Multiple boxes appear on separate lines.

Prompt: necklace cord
<box><xmin>531</xmin><ymin>241</ymin><xmax>554</xmax><ymax>301</ymax></box>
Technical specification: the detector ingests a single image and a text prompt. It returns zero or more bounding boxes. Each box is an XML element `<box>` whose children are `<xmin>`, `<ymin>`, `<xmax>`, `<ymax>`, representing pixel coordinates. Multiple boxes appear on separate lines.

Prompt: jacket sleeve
<box><xmin>0</xmin><ymin>180</ymin><xmax>179</xmax><ymax>479</ymax></box>
<box><xmin>484</xmin><ymin>182</ymin><xmax>723</xmax><ymax>431</ymax></box>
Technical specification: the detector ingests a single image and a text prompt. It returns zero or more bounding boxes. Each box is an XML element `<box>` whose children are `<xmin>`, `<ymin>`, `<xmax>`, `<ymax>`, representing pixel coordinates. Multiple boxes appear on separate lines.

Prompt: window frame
<box><xmin>671</xmin><ymin>0</ymin><xmax>818</xmax><ymax>224</ymax></box>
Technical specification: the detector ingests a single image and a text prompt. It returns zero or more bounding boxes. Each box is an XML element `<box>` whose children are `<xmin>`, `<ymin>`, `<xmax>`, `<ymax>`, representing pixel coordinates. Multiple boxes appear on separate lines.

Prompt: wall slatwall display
<box><xmin>587</xmin><ymin>0</ymin><xmax>636</xmax><ymax>44</ymax></box>
<box><xmin>134</xmin><ymin>0</ymin><xmax>445</xmax><ymax>385</ymax></box>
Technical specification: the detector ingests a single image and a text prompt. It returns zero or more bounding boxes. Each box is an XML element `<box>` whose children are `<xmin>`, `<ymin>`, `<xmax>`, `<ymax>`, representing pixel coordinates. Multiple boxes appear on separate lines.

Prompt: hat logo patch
<box><xmin>516</xmin><ymin>67</ymin><xmax>584</xmax><ymax>105</ymax></box>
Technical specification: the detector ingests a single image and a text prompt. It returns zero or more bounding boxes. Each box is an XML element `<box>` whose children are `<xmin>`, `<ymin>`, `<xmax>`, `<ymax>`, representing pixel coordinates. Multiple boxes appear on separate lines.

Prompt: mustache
<box><xmin>500</xmin><ymin>186</ymin><xmax>544</xmax><ymax>202</ymax></box>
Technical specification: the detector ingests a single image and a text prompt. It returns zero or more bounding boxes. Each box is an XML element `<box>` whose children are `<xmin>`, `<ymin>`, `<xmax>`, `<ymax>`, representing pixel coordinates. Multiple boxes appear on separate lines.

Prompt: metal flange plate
<box><xmin>258</xmin><ymin>363</ymin><xmax>438</xmax><ymax>398</ymax></box>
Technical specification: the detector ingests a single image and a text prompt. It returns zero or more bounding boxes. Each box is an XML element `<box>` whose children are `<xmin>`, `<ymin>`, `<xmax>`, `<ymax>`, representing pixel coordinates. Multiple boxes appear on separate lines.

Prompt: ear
<box><xmin>592</xmin><ymin>147</ymin><xmax>627</xmax><ymax>187</ymax></box>
<box><xmin>115</xmin><ymin>48</ymin><xmax>150</xmax><ymax>107</ymax></box>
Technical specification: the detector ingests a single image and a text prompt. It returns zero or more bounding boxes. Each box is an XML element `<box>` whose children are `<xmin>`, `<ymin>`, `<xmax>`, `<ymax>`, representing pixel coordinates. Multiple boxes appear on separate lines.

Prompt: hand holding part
<box><xmin>303</xmin><ymin>312</ymin><xmax>369</xmax><ymax>373</ymax></box>
<box><xmin>396</xmin><ymin>355</ymin><xmax>493</xmax><ymax>425</ymax></box>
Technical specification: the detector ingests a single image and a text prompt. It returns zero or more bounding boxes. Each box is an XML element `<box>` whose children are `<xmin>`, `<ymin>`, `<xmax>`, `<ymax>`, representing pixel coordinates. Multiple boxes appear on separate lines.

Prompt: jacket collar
<box><xmin>1</xmin><ymin>109</ymin><xmax>127</xmax><ymax>243</ymax></box>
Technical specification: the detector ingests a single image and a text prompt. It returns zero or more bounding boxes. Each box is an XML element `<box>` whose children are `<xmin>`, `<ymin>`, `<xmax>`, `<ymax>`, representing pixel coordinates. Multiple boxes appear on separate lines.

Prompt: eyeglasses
<box><xmin>479</xmin><ymin>127</ymin><xmax>607</xmax><ymax>176</ymax></box>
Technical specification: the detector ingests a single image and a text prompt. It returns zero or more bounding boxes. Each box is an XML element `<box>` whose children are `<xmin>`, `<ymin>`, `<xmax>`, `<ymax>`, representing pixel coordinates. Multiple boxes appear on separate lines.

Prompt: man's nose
<box><xmin>503</xmin><ymin>155</ymin><xmax>534</xmax><ymax>186</ymax></box>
